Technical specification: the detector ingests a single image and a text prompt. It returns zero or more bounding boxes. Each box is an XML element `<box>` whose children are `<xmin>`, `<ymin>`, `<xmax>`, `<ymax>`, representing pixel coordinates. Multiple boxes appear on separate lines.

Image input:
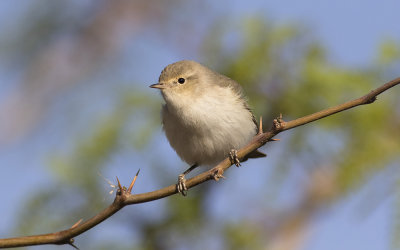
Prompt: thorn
<box><xmin>128</xmin><ymin>169</ymin><xmax>140</xmax><ymax>194</ymax></box>
<box><xmin>258</xmin><ymin>116</ymin><xmax>263</xmax><ymax>134</ymax></box>
<box><xmin>116</xmin><ymin>177</ymin><xmax>123</xmax><ymax>193</ymax></box>
<box><xmin>69</xmin><ymin>239</ymin><xmax>80</xmax><ymax>250</ymax></box>
<box><xmin>67</xmin><ymin>238</ymin><xmax>80</xmax><ymax>250</ymax></box>
<box><xmin>269</xmin><ymin>138</ymin><xmax>280</xmax><ymax>142</ymax></box>
<box><xmin>70</xmin><ymin>219</ymin><xmax>83</xmax><ymax>229</ymax></box>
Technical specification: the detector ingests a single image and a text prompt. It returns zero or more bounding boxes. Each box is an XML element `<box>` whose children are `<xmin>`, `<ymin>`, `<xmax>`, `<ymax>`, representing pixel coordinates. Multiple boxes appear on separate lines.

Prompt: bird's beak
<box><xmin>149</xmin><ymin>83</ymin><xmax>165</xmax><ymax>89</ymax></box>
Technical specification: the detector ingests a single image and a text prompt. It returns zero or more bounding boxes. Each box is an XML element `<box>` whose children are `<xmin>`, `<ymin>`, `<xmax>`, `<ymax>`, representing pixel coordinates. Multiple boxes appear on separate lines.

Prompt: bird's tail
<box><xmin>241</xmin><ymin>149</ymin><xmax>266</xmax><ymax>163</ymax></box>
<box><xmin>246</xmin><ymin>149</ymin><xmax>266</xmax><ymax>159</ymax></box>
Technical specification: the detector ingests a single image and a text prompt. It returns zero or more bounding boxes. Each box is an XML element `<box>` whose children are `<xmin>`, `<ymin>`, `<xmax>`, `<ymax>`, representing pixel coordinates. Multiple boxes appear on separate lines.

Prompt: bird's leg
<box><xmin>229</xmin><ymin>149</ymin><xmax>241</xmax><ymax>167</ymax></box>
<box><xmin>177</xmin><ymin>164</ymin><xmax>198</xmax><ymax>196</ymax></box>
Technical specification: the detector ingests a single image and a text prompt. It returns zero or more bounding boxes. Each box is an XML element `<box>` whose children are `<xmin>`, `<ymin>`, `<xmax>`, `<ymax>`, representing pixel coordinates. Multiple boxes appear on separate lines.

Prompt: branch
<box><xmin>1</xmin><ymin>77</ymin><xmax>399</xmax><ymax>248</ymax></box>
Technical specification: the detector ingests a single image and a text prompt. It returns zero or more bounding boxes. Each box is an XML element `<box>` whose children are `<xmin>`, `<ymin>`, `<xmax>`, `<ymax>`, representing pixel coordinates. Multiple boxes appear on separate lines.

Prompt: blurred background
<box><xmin>0</xmin><ymin>1</ymin><xmax>400</xmax><ymax>249</ymax></box>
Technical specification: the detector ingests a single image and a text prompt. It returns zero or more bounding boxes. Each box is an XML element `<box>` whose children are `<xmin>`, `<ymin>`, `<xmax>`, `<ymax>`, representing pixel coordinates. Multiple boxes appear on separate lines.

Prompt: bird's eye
<box><xmin>178</xmin><ymin>78</ymin><xmax>185</xmax><ymax>84</ymax></box>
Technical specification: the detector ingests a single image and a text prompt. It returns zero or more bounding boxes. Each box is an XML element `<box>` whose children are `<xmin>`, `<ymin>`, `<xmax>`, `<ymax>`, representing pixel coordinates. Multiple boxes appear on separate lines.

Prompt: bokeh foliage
<box><xmin>2</xmin><ymin>3</ymin><xmax>399</xmax><ymax>250</ymax></box>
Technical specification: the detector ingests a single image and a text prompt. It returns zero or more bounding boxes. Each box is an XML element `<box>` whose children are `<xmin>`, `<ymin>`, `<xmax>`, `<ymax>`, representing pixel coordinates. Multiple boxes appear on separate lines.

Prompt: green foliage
<box><xmin>224</xmin><ymin>221</ymin><xmax>264</xmax><ymax>250</ymax></box>
<box><xmin>377</xmin><ymin>40</ymin><xmax>400</xmax><ymax>65</ymax></box>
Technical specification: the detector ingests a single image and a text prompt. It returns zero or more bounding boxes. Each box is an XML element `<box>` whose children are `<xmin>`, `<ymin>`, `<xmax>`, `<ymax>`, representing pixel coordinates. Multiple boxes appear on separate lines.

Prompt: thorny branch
<box><xmin>0</xmin><ymin>77</ymin><xmax>399</xmax><ymax>248</ymax></box>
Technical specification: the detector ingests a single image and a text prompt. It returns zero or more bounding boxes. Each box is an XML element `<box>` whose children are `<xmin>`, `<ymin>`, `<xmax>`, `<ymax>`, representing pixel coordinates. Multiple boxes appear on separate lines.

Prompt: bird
<box><xmin>150</xmin><ymin>60</ymin><xmax>265</xmax><ymax>195</ymax></box>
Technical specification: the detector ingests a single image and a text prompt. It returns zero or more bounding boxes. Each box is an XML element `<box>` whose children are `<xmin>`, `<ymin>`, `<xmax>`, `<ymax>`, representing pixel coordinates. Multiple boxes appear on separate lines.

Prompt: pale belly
<box><xmin>162</xmin><ymin>102</ymin><xmax>256</xmax><ymax>167</ymax></box>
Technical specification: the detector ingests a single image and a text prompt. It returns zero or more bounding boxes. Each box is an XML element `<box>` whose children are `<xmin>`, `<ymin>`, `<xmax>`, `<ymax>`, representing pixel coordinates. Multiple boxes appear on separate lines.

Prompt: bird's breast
<box><xmin>161</xmin><ymin>87</ymin><xmax>256</xmax><ymax>166</ymax></box>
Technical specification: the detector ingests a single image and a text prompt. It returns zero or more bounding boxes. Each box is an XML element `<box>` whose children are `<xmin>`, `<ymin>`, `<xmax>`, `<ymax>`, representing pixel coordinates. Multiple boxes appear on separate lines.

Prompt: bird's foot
<box><xmin>177</xmin><ymin>174</ymin><xmax>188</xmax><ymax>196</ymax></box>
<box><xmin>272</xmin><ymin>113</ymin><xmax>286</xmax><ymax>131</ymax></box>
<box><xmin>212</xmin><ymin>168</ymin><xmax>226</xmax><ymax>181</ymax></box>
<box><xmin>229</xmin><ymin>149</ymin><xmax>241</xmax><ymax>167</ymax></box>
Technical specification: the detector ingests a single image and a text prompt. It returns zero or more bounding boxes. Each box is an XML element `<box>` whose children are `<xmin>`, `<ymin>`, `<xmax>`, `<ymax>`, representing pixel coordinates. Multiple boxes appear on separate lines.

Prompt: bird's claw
<box><xmin>229</xmin><ymin>149</ymin><xmax>241</xmax><ymax>167</ymax></box>
<box><xmin>272</xmin><ymin>113</ymin><xmax>286</xmax><ymax>131</ymax></box>
<box><xmin>213</xmin><ymin>168</ymin><xmax>226</xmax><ymax>181</ymax></box>
<box><xmin>177</xmin><ymin>174</ymin><xmax>188</xmax><ymax>196</ymax></box>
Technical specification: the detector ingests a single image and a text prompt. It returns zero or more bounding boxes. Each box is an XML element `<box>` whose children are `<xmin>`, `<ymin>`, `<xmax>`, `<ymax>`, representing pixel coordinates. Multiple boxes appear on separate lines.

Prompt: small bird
<box><xmin>150</xmin><ymin>60</ymin><xmax>265</xmax><ymax>195</ymax></box>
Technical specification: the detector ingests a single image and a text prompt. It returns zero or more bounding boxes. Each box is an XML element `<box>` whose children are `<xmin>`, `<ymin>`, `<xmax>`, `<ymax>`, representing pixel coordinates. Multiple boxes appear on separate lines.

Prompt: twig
<box><xmin>0</xmin><ymin>77</ymin><xmax>399</xmax><ymax>248</ymax></box>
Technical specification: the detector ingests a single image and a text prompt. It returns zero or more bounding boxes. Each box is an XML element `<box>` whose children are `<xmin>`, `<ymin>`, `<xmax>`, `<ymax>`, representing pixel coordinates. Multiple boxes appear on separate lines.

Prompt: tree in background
<box><xmin>0</xmin><ymin>1</ymin><xmax>399</xmax><ymax>249</ymax></box>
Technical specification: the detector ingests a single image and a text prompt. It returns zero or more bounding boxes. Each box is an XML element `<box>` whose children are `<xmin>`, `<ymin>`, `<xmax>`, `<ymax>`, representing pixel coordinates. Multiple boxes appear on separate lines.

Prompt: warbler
<box><xmin>150</xmin><ymin>60</ymin><xmax>265</xmax><ymax>195</ymax></box>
